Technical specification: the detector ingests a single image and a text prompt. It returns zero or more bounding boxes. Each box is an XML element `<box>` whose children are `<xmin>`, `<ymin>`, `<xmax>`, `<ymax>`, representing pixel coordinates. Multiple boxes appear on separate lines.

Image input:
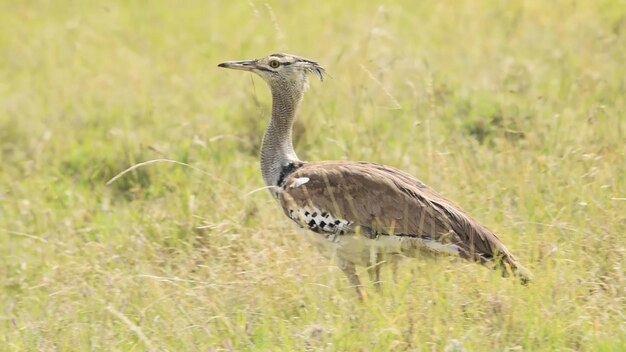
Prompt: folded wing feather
<box><xmin>279</xmin><ymin>161</ymin><xmax>526</xmax><ymax>278</ymax></box>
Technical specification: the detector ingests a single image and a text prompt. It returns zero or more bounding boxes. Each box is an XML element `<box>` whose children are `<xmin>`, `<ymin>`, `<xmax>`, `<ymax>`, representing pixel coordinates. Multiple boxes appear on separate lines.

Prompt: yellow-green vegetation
<box><xmin>1</xmin><ymin>0</ymin><xmax>625</xmax><ymax>350</ymax></box>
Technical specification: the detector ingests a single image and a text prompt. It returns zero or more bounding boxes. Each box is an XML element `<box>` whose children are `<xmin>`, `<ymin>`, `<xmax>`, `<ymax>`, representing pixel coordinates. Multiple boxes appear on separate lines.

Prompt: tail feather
<box><xmin>482</xmin><ymin>251</ymin><xmax>532</xmax><ymax>285</ymax></box>
<box><xmin>501</xmin><ymin>255</ymin><xmax>533</xmax><ymax>285</ymax></box>
<box><xmin>437</xmin><ymin>202</ymin><xmax>532</xmax><ymax>285</ymax></box>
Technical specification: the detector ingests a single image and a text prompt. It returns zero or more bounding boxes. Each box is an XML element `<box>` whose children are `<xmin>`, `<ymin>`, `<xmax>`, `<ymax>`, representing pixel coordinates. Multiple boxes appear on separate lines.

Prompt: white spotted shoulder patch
<box><xmin>288</xmin><ymin>177</ymin><xmax>310</xmax><ymax>188</ymax></box>
<box><xmin>286</xmin><ymin>205</ymin><xmax>353</xmax><ymax>235</ymax></box>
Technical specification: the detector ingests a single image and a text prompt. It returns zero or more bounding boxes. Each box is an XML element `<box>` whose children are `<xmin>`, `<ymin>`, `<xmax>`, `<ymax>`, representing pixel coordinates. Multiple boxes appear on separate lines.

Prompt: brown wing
<box><xmin>279</xmin><ymin>161</ymin><xmax>527</xmax><ymax>277</ymax></box>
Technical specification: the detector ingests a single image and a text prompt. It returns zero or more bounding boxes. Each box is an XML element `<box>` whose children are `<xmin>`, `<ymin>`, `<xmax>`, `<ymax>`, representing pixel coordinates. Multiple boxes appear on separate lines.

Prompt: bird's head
<box><xmin>218</xmin><ymin>53</ymin><xmax>324</xmax><ymax>96</ymax></box>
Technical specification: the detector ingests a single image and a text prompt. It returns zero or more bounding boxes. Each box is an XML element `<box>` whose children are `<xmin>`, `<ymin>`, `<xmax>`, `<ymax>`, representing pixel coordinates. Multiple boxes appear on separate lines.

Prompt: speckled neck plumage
<box><xmin>260</xmin><ymin>78</ymin><xmax>305</xmax><ymax>188</ymax></box>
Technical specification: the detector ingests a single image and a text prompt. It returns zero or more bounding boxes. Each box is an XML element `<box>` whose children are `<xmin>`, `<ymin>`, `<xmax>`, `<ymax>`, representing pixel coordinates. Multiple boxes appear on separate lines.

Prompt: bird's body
<box><xmin>218</xmin><ymin>53</ymin><xmax>530</xmax><ymax>297</ymax></box>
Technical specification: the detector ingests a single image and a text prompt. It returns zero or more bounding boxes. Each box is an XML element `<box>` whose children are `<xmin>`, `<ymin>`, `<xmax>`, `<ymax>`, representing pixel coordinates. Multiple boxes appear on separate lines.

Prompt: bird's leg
<box><xmin>337</xmin><ymin>258</ymin><xmax>366</xmax><ymax>301</ymax></box>
<box><xmin>391</xmin><ymin>258</ymin><xmax>399</xmax><ymax>284</ymax></box>
<box><xmin>367</xmin><ymin>251</ymin><xmax>383</xmax><ymax>292</ymax></box>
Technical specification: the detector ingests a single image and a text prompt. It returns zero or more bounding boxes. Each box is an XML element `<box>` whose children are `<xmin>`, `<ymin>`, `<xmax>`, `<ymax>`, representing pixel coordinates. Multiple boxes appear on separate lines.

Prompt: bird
<box><xmin>218</xmin><ymin>53</ymin><xmax>531</xmax><ymax>299</ymax></box>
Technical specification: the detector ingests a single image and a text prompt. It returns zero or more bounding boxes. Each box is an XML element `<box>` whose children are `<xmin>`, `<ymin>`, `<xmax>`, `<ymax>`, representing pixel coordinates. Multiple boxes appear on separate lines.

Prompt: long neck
<box><xmin>260</xmin><ymin>82</ymin><xmax>303</xmax><ymax>187</ymax></box>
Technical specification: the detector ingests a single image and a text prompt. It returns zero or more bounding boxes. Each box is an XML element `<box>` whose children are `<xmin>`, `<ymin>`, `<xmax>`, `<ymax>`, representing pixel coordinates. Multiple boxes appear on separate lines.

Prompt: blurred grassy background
<box><xmin>1</xmin><ymin>0</ymin><xmax>625</xmax><ymax>350</ymax></box>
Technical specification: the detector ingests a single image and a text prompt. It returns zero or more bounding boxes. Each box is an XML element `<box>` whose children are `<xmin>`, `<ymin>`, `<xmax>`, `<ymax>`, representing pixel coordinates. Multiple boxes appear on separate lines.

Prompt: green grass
<box><xmin>1</xmin><ymin>0</ymin><xmax>625</xmax><ymax>350</ymax></box>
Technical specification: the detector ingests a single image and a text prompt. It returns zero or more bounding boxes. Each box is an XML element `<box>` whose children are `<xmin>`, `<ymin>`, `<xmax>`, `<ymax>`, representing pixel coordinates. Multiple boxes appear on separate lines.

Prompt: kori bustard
<box><xmin>218</xmin><ymin>53</ymin><xmax>531</xmax><ymax>298</ymax></box>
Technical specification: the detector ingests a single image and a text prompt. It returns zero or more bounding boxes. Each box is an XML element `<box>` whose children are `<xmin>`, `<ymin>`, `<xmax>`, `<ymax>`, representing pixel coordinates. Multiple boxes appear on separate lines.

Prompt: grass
<box><xmin>1</xmin><ymin>0</ymin><xmax>625</xmax><ymax>350</ymax></box>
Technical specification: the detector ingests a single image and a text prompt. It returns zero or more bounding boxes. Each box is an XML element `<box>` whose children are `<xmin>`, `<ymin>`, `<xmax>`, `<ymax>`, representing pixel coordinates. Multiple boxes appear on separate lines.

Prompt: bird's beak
<box><xmin>217</xmin><ymin>59</ymin><xmax>256</xmax><ymax>72</ymax></box>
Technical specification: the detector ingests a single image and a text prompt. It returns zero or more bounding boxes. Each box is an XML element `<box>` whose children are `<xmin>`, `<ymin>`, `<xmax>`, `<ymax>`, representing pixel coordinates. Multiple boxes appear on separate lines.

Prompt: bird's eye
<box><xmin>269</xmin><ymin>60</ymin><xmax>280</xmax><ymax>68</ymax></box>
